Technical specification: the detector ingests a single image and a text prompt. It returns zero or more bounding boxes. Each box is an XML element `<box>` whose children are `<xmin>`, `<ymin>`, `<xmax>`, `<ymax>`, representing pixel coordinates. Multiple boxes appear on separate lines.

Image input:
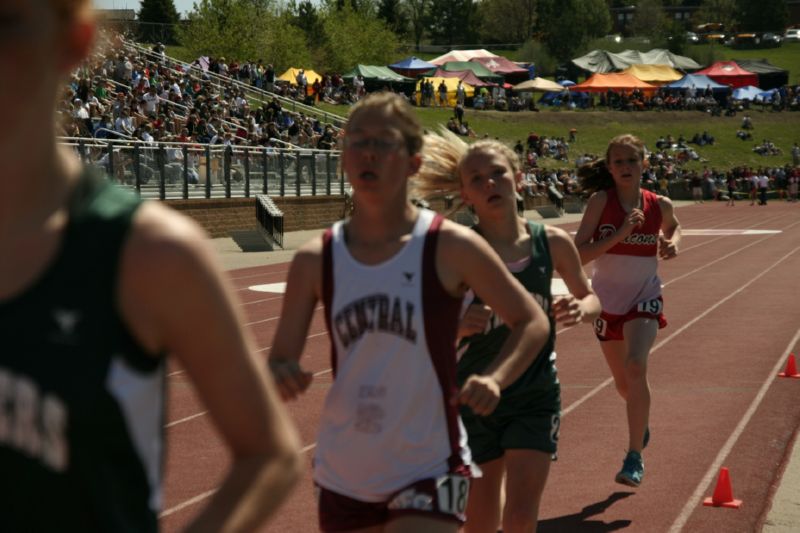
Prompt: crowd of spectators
<box><xmin>59</xmin><ymin>31</ymin><xmax>343</xmax><ymax>154</ymax></box>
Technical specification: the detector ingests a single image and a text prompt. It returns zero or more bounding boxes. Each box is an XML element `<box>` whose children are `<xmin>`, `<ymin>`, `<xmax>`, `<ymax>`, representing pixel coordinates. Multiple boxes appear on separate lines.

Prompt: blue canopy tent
<box><xmin>539</xmin><ymin>80</ymin><xmax>590</xmax><ymax>108</ymax></box>
<box><xmin>731</xmin><ymin>85</ymin><xmax>763</xmax><ymax>100</ymax></box>
<box><xmin>388</xmin><ymin>56</ymin><xmax>437</xmax><ymax>78</ymax></box>
<box><xmin>664</xmin><ymin>74</ymin><xmax>730</xmax><ymax>92</ymax></box>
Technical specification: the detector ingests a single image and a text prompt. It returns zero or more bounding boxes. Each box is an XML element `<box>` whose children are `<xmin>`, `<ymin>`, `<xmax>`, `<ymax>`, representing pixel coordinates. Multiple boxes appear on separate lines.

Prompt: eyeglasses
<box><xmin>344</xmin><ymin>137</ymin><xmax>404</xmax><ymax>153</ymax></box>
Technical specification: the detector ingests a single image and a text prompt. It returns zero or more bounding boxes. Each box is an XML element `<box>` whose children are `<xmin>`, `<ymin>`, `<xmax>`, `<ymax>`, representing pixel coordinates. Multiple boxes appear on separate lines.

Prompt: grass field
<box><xmin>316</xmin><ymin>101</ymin><xmax>798</xmax><ymax>171</ymax></box>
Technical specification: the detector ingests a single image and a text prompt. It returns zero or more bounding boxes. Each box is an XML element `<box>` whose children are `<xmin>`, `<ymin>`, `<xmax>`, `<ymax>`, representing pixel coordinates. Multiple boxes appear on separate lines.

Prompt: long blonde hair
<box><xmin>413</xmin><ymin>129</ymin><xmax>521</xmax><ymax>210</ymax></box>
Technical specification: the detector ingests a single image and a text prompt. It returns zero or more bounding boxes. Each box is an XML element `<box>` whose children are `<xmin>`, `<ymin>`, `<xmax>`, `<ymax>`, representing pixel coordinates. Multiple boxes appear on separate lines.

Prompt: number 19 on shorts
<box><xmin>436</xmin><ymin>474</ymin><xmax>469</xmax><ymax>517</ymax></box>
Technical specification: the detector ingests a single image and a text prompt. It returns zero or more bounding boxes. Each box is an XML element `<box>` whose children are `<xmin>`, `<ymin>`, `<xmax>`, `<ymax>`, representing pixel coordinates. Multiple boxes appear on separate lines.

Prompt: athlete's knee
<box><xmin>624</xmin><ymin>357</ymin><xmax>648</xmax><ymax>381</ymax></box>
<box><xmin>502</xmin><ymin>505</ymin><xmax>539</xmax><ymax>533</ymax></box>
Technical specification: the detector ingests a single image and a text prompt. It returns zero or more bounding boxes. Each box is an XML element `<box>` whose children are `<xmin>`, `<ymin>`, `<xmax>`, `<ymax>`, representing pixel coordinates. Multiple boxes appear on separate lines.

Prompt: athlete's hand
<box><xmin>658</xmin><ymin>235</ymin><xmax>678</xmax><ymax>260</ymax></box>
<box><xmin>268</xmin><ymin>357</ymin><xmax>313</xmax><ymax>401</ymax></box>
<box><xmin>456</xmin><ymin>375</ymin><xmax>501</xmax><ymax>416</ymax></box>
<box><xmin>552</xmin><ymin>294</ymin><xmax>584</xmax><ymax>326</ymax></box>
<box><xmin>619</xmin><ymin>208</ymin><xmax>645</xmax><ymax>238</ymax></box>
<box><xmin>458</xmin><ymin>304</ymin><xmax>492</xmax><ymax>339</ymax></box>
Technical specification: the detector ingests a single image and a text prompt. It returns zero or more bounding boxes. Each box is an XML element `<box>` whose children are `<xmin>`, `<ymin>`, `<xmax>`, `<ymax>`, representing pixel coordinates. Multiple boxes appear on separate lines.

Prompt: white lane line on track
<box><xmin>240</xmin><ymin>294</ymin><xmax>284</xmax><ymax>306</ymax></box>
<box><xmin>165</xmin><ymin>411</ymin><xmax>208</xmax><ymax>428</ymax></box>
<box><xmin>159</xmin><ymin>443</ymin><xmax>320</xmax><ymax>518</ymax></box>
<box><xmin>565</xmin><ymin>244</ymin><xmax>800</xmax><ymax>417</ymax></box>
<box><xmin>663</xmin><ymin>219</ymin><xmax>800</xmax><ymax>288</ymax></box>
<box><xmin>243</xmin><ymin>305</ymin><xmax>323</xmax><ymax>327</ymax></box>
<box><xmin>229</xmin><ymin>269</ymin><xmax>290</xmax><ymax>282</ymax></box>
<box><xmin>166</xmin><ymin>331</ymin><xmax>329</xmax><ymax>378</ymax></box>
<box><xmin>160</xmin><ymin>488</ymin><xmax>218</xmax><ymax>518</ymax></box>
<box><xmin>669</xmin><ymin>324</ymin><xmax>800</xmax><ymax>533</ymax></box>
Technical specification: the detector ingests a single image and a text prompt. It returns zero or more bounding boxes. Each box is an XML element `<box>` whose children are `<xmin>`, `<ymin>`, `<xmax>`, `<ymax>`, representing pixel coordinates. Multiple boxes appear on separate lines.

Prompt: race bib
<box><xmin>436</xmin><ymin>474</ymin><xmax>470</xmax><ymax>516</ymax></box>
<box><xmin>637</xmin><ymin>298</ymin><xmax>663</xmax><ymax>315</ymax></box>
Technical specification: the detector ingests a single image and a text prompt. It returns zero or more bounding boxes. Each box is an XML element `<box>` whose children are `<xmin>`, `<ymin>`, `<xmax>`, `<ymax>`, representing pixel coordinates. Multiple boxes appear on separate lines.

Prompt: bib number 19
<box><xmin>637</xmin><ymin>298</ymin><xmax>663</xmax><ymax>315</ymax></box>
<box><xmin>436</xmin><ymin>474</ymin><xmax>469</xmax><ymax>516</ymax></box>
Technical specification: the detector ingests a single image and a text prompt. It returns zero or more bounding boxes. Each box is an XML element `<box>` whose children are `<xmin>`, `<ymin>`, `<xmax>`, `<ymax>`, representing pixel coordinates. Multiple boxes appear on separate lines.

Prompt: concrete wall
<box><xmin>165</xmin><ymin>195</ymin><xmax>346</xmax><ymax>238</ymax></box>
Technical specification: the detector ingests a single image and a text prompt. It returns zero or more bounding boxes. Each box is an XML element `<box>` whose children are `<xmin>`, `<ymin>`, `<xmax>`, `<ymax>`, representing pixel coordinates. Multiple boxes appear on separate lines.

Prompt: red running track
<box><xmin>160</xmin><ymin>202</ymin><xmax>800</xmax><ymax>532</ymax></box>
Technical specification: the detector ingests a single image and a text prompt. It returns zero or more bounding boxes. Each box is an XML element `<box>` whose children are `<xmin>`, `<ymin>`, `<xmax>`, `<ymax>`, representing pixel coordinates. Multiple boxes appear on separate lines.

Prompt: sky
<box><xmin>92</xmin><ymin>1</ymin><xmax>197</xmax><ymax>16</ymax></box>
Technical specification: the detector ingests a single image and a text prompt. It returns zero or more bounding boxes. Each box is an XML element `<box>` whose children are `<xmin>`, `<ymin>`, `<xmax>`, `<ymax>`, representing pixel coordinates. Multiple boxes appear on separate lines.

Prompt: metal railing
<box><xmin>59</xmin><ymin>137</ymin><xmax>345</xmax><ymax>200</ymax></box>
<box><xmin>256</xmin><ymin>195</ymin><xmax>285</xmax><ymax>248</ymax></box>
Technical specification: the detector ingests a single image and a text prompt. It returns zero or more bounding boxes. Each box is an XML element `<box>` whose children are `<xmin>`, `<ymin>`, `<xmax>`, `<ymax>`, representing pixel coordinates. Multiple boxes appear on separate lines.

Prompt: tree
<box><xmin>536</xmin><ymin>0</ymin><xmax>611</xmax><ymax>63</ymax></box>
<box><xmin>629</xmin><ymin>0</ymin><xmax>668</xmax><ymax>40</ymax></box>
<box><xmin>426</xmin><ymin>0</ymin><xmax>478</xmax><ymax>45</ymax></box>
<box><xmin>477</xmin><ymin>0</ymin><xmax>537</xmax><ymax>44</ymax></box>
<box><xmin>178</xmin><ymin>0</ymin><xmax>311</xmax><ymax>70</ymax></box>
<box><xmin>320</xmin><ymin>2</ymin><xmax>401</xmax><ymax>72</ymax></box>
<box><xmin>377</xmin><ymin>0</ymin><xmax>407</xmax><ymax>35</ymax></box>
<box><xmin>137</xmin><ymin>0</ymin><xmax>180</xmax><ymax>44</ymax></box>
<box><xmin>405</xmin><ymin>0</ymin><xmax>428</xmax><ymax>50</ymax></box>
<box><xmin>735</xmin><ymin>0</ymin><xmax>787</xmax><ymax>32</ymax></box>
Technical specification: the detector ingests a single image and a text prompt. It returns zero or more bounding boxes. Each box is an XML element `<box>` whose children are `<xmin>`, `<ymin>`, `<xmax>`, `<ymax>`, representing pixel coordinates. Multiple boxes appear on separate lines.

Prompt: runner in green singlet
<box><xmin>0</xmin><ymin>1</ymin><xmax>300</xmax><ymax>530</ymax></box>
<box><xmin>415</xmin><ymin>132</ymin><xmax>601</xmax><ymax>533</ymax></box>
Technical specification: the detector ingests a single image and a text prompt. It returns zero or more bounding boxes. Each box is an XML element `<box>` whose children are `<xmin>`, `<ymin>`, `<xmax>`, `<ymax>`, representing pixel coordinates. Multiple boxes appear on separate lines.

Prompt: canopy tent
<box><xmin>569</xmin><ymin>72</ymin><xmax>657</xmax><ymax>93</ymax></box>
<box><xmin>437</xmin><ymin>61</ymin><xmax>503</xmax><ymax>82</ymax></box>
<box><xmin>694</xmin><ymin>62</ymin><xmax>758</xmax><ymax>89</ymax></box>
<box><xmin>731</xmin><ymin>59</ymin><xmax>789</xmax><ymax>90</ymax></box>
<box><xmin>572</xmin><ymin>49</ymin><xmax>701</xmax><ymax>74</ymax></box>
<box><xmin>342</xmin><ymin>65</ymin><xmax>415</xmax><ymax>94</ymax></box>
<box><xmin>731</xmin><ymin>85</ymin><xmax>764</xmax><ymax>101</ymax></box>
<box><xmin>342</xmin><ymin>65</ymin><xmax>412</xmax><ymax>83</ymax></box>
<box><xmin>429</xmin><ymin>49</ymin><xmax>498</xmax><ymax>66</ymax></box>
<box><xmin>430</xmin><ymin>68</ymin><xmax>495</xmax><ymax>87</ymax></box>
<box><xmin>277</xmin><ymin>68</ymin><xmax>322</xmax><ymax>86</ymax></box>
<box><xmin>471</xmin><ymin>56</ymin><xmax>528</xmax><ymax>77</ymax></box>
<box><xmin>622</xmin><ymin>64</ymin><xmax>683</xmax><ymax>84</ymax></box>
<box><xmin>416</xmin><ymin>77</ymin><xmax>474</xmax><ymax>107</ymax></box>
<box><xmin>539</xmin><ymin>80</ymin><xmax>591</xmax><ymax>107</ymax></box>
<box><xmin>387</xmin><ymin>56</ymin><xmax>437</xmax><ymax>78</ymax></box>
<box><xmin>664</xmin><ymin>74</ymin><xmax>730</xmax><ymax>92</ymax></box>
<box><xmin>514</xmin><ymin>77</ymin><xmax>566</xmax><ymax>92</ymax></box>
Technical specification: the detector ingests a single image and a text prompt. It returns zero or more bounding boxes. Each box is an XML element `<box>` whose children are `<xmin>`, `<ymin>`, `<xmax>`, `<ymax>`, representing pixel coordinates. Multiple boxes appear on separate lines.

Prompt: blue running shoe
<box><xmin>615</xmin><ymin>451</ymin><xmax>644</xmax><ymax>487</ymax></box>
<box><xmin>643</xmin><ymin>426</ymin><xmax>650</xmax><ymax>449</ymax></box>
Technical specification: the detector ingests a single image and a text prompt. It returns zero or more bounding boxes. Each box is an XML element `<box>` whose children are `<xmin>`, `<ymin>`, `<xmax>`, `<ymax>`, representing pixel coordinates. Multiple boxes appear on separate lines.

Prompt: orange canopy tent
<box><xmin>569</xmin><ymin>72</ymin><xmax>658</xmax><ymax>93</ymax></box>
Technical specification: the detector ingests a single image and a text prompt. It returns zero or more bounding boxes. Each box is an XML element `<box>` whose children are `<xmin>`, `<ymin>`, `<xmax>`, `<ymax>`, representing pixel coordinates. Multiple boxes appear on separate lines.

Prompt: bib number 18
<box><xmin>436</xmin><ymin>474</ymin><xmax>469</xmax><ymax>516</ymax></box>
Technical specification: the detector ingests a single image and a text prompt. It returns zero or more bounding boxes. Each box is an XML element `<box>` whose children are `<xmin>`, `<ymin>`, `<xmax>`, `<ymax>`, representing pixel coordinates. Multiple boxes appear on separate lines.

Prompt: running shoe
<box><xmin>615</xmin><ymin>450</ymin><xmax>644</xmax><ymax>487</ymax></box>
<box><xmin>643</xmin><ymin>426</ymin><xmax>650</xmax><ymax>449</ymax></box>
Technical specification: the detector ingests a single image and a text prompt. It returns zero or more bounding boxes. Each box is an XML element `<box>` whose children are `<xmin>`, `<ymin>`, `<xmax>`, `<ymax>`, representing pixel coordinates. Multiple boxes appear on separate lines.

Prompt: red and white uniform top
<box><xmin>317</xmin><ymin>208</ymin><xmax>471</xmax><ymax>502</ymax></box>
<box><xmin>591</xmin><ymin>188</ymin><xmax>663</xmax><ymax>314</ymax></box>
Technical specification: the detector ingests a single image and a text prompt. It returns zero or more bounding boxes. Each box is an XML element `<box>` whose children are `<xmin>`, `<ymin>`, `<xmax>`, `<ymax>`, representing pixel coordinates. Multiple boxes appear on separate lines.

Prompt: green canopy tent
<box><xmin>342</xmin><ymin>65</ymin><xmax>415</xmax><ymax>93</ymax></box>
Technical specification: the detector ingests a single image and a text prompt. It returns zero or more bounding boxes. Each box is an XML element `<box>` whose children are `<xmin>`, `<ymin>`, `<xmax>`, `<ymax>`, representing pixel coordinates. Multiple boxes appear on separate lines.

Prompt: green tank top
<box><xmin>0</xmin><ymin>171</ymin><xmax>163</xmax><ymax>532</ymax></box>
<box><xmin>457</xmin><ymin>222</ymin><xmax>558</xmax><ymax>401</ymax></box>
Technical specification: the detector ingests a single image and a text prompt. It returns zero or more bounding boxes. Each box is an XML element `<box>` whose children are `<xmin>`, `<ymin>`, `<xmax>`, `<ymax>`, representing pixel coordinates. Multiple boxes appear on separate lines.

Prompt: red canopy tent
<box><xmin>693</xmin><ymin>61</ymin><xmax>758</xmax><ymax>89</ymax></box>
<box><xmin>431</xmin><ymin>68</ymin><xmax>496</xmax><ymax>87</ymax></box>
<box><xmin>569</xmin><ymin>72</ymin><xmax>657</xmax><ymax>93</ymax></box>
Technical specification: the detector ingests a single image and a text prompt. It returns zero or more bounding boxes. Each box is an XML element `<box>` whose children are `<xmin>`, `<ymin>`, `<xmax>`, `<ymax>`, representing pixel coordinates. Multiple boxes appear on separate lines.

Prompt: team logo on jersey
<box><xmin>0</xmin><ymin>368</ymin><xmax>69</xmax><ymax>472</ymax></box>
<box><xmin>334</xmin><ymin>293</ymin><xmax>418</xmax><ymax>348</ymax></box>
<box><xmin>402</xmin><ymin>271</ymin><xmax>415</xmax><ymax>286</ymax></box>
<box><xmin>621</xmin><ymin>233</ymin><xmax>658</xmax><ymax>245</ymax></box>
<box><xmin>598</xmin><ymin>224</ymin><xmax>616</xmax><ymax>240</ymax></box>
<box><xmin>53</xmin><ymin>309</ymin><xmax>80</xmax><ymax>336</ymax></box>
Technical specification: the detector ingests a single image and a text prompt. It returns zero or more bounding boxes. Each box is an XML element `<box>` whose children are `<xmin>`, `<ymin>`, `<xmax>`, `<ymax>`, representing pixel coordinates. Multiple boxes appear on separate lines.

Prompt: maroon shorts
<box><xmin>317</xmin><ymin>470</ymin><xmax>470</xmax><ymax>532</ymax></box>
<box><xmin>594</xmin><ymin>297</ymin><xmax>667</xmax><ymax>341</ymax></box>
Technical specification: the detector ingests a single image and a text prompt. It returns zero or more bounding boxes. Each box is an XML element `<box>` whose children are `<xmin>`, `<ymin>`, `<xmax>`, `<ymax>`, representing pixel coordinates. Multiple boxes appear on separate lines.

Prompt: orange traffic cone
<box><xmin>703</xmin><ymin>467</ymin><xmax>742</xmax><ymax>508</ymax></box>
<box><xmin>778</xmin><ymin>353</ymin><xmax>800</xmax><ymax>378</ymax></box>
